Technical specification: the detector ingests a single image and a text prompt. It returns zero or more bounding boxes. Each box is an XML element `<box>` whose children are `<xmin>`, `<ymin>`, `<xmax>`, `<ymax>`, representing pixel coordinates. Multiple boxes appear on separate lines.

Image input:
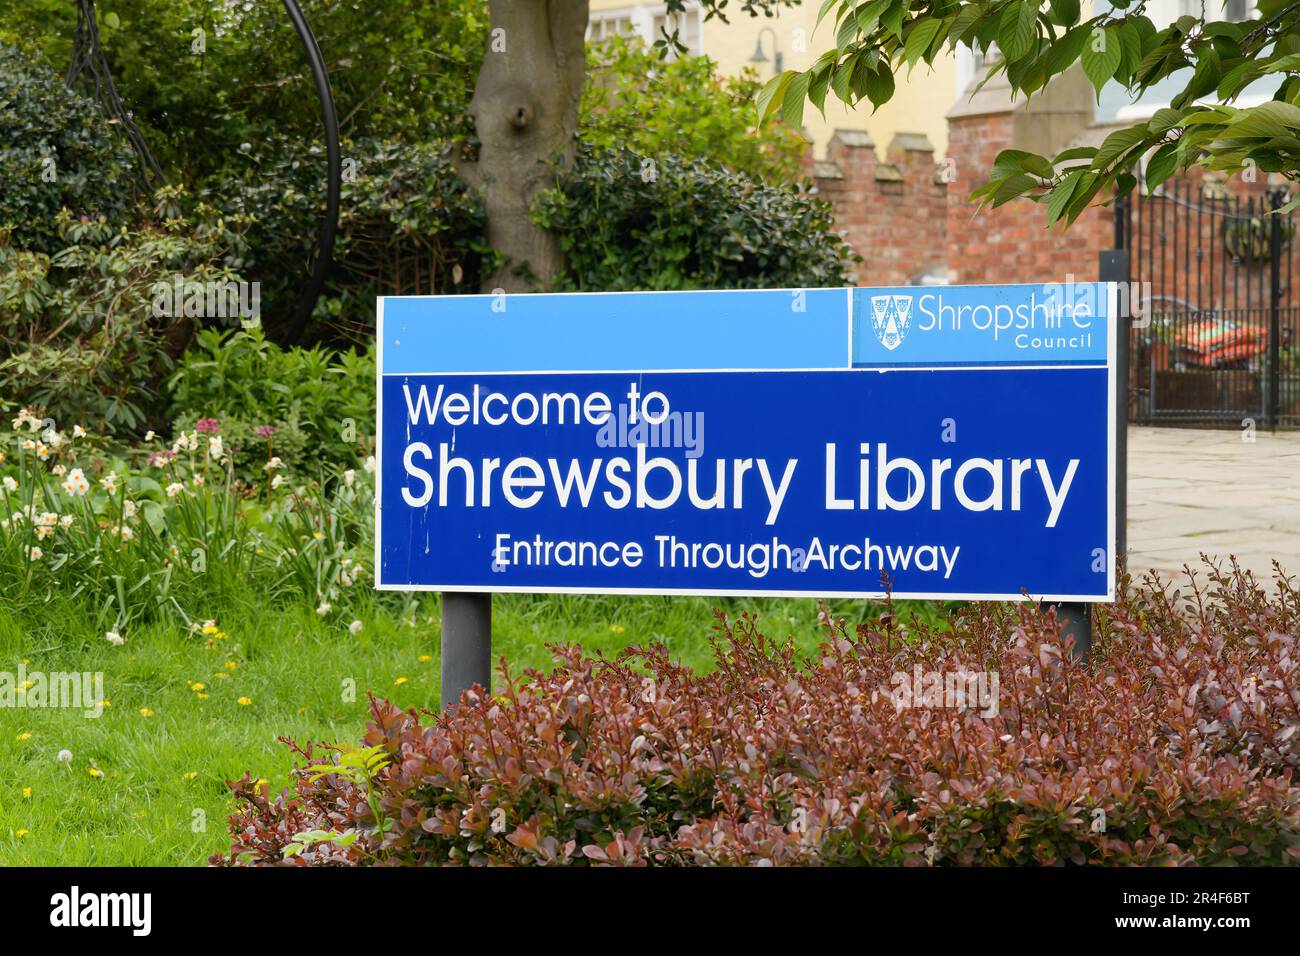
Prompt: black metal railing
<box><xmin>1126</xmin><ymin>179</ymin><xmax>1299</xmax><ymax>428</ymax></box>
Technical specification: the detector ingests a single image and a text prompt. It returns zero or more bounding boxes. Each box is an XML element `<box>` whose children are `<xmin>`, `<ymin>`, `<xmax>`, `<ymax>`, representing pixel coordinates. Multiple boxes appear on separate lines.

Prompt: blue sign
<box><xmin>376</xmin><ymin>285</ymin><xmax>1116</xmax><ymax>601</ymax></box>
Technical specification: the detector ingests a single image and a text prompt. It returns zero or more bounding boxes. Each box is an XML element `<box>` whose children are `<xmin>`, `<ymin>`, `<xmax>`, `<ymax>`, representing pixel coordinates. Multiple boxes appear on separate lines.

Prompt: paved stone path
<box><xmin>1127</xmin><ymin>426</ymin><xmax>1300</xmax><ymax>585</ymax></box>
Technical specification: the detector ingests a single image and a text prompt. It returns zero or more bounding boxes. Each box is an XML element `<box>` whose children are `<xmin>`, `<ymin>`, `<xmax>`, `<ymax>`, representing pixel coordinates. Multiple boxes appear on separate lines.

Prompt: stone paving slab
<box><xmin>1127</xmin><ymin>426</ymin><xmax>1300</xmax><ymax>584</ymax></box>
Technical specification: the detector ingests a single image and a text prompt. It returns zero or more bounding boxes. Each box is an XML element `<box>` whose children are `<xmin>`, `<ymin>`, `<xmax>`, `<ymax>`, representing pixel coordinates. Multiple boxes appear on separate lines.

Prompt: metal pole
<box><xmin>1045</xmin><ymin>242</ymin><xmax>1130</xmax><ymax>662</ymax></box>
<box><xmin>1055</xmin><ymin>602</ymin><xmax>1092</xmax><ymax>660</ymax></box>
<box><xmin>281</xmin><ymin>0</ymin><xmax>341</xmax><ymax>342</ymax></box>
<box><xmin>1100</xmin><ymin>246</ymin><xmax>1130</xmax><ymax>560</ymax></box>
<box><xmin>441</xmin><ymin>592</ymin><xmax>492</xmax><ymax>709</ymax></box>
<box><xmin>1268</xmin><ymin>189</ymin><xmax>1283</xmax><ymax>431</ymax></box>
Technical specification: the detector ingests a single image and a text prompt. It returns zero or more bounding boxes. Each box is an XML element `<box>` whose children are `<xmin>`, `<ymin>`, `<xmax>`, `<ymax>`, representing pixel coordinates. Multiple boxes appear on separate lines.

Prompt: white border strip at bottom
<box><xmin>375</xmin><ymin>582</ymin><xmax>1113</xmax><ymax>602</ymax></box>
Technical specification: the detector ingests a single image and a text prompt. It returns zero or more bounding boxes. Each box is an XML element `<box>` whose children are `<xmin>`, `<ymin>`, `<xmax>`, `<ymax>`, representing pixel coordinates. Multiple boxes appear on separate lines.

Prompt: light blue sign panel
<box><xmin>376</xmin><ymin>286</ymin><xmax>1116</xmax><ymax>602</ymax></box>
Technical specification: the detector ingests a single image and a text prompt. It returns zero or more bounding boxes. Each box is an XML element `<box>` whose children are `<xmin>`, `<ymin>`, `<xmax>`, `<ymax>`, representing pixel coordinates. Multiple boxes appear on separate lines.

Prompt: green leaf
<box><xmin>781</xmin><ymin>71</ymin><xmax>811</xmax><ymax>129</ymax></box>
<box><xmin>830</xmin><ymin>53</ymin><xmax>858</xmax><ymax>103</ymax></box>
<box><xmin>1145</xmin><ymin>141</ymin><xmax>1179</xmax><ymax>191</ymax></box>
<box><xmin>1046</xmin><ymin>169</ymin><xmax>1085</xmax><ymax>225</ymax></box>
<box><xmin>1148</xmin><ymin>107</ymin><xmax>1185</xmax><ymax>135</ymax></box>
<box><xmin>863</xmin><ymin>62</ymin><xmax>895</xmax><ymax>110</ymax></box>
<box><xmin>756</xmin><ymin>70</ymin><xmax>794</xmax><ymax>125</ymax></box>
<box><xmin>989</xmin><ymin>172</ymin><xmax>1039</xmax><ymax>207</ymax></box>
<box><xmin>999</xmin><ymin>1</ymin><xmax>1039</xmax><ymax>61</ymax></box>
<box><xmin>1044</xmin><ymin>23</ymin><xmax>1093</xmax><ymax>79</ymax></box>
<box><xmin>103</xmin><ymin>11</ymin><xmax>121</xmax><ymax>30</ymax></box>
<box><xmin>904</xmin><ymin>19</ymin><xmax>944</xmax><ymax>69</ymax></box>
<box><xmin>1092</xmin><ymin>125</ymin><xmax>1149</xmax><ymax>170</ymax></box>
<box><xmin>1081</xmin><ymin>27</ymin><xmax>1122</xmax><ymax>99</ymax></box>
<box><xmin>816</xmin><ymin>0</ymin><xmax>842</xmax><ymax>29</ymax></box>
<box><xmin>1048</xmin><ymin>0</ymin><xmax>1080</xmax><ymax>26</ymax></box>
<box><xmin>1053</xmin><ymin>145</ymin><xmax>1099</xmax><ymax>163</ymax></box>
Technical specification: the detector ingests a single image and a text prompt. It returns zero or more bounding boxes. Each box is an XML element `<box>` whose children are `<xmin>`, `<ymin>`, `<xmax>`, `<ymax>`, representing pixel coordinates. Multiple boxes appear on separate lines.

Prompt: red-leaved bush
<box><xmin>213</xmin><ymin>561</ymin><xmax>1300</xmax><ymax>866</ymax></box>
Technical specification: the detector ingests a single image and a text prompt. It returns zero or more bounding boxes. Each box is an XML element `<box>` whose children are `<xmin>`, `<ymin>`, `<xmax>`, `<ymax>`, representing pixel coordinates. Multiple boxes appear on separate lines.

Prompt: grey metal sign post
<box><xmin>1049</xmin><ymin>248</ymin><xmax>1130</xmax><ymax>661</ymax></box>
<box><xmin>441</xmin><ymin>592</ymin><xmax>491</xmax><ymax>709</ymax></box>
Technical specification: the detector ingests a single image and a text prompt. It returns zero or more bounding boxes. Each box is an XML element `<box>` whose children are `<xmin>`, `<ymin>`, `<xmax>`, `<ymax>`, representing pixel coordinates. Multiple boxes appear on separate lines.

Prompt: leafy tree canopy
<box><xmin>582</xmin><ymin>35</ymin><xmax>807</xmax><ymax>182</ymax></box>
<box><xmin>759</xmin><ymin>0</ymin><xmax>1300</xmax><ymax>223</ymax></box>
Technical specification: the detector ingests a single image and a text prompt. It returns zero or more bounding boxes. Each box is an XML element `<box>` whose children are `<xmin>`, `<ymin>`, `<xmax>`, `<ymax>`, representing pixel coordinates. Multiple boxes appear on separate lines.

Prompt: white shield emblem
<box><xmin>869</xmin><ymin>294</ymin><xmax>913</xmax><ymax>351</ymax></box>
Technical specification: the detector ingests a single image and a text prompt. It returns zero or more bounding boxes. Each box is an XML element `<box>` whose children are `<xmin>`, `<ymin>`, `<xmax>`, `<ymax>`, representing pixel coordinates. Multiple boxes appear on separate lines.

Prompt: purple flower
<box><xmin>195</xmin><ymin>417</ymin><xmax>221</xmax><ymax>434</ymax></box>
<box><xmin>256</xmin><ymin>425</ymin><xmax>277</xmax><ymax>439</ymax></box>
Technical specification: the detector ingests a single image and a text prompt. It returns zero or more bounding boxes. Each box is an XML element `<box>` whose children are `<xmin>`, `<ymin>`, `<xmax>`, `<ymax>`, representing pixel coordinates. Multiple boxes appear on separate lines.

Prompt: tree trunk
<box><xmin>464</xmin><ymin>0</ymin><xmax>589</xmax><ymax>294</ymax></box>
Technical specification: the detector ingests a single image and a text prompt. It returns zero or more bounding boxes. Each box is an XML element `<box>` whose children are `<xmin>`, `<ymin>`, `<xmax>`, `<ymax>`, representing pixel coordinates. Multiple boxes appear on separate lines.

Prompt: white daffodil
<box><xmin>62</xmin><ymin>468</ymin><xmax>89</xmax><ymax>496</ymax></box>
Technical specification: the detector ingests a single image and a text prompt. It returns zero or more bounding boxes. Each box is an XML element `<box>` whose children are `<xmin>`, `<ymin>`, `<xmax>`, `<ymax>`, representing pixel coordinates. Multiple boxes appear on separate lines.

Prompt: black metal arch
<box><xmin>281</xmin><ymin>0</ymin><xmax>341</xmax><ymax>341</ymax></box>
<box><xmin>67</xmin><ymin>0</ymin><xmax>342</xmax><ymax>338</ymax></box>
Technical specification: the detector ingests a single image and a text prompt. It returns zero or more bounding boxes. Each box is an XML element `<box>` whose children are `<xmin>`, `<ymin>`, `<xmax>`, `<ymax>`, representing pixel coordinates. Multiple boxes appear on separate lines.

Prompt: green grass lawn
<box><xmin>0</xmin><ymin>590</ymin><xmax>936</xmax><ymax>865</ymax></box>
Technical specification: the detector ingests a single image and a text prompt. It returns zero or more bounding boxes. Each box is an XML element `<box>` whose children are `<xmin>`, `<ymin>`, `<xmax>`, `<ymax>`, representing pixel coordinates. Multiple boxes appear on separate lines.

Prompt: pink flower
<box><xmin>256</xmin><ymin>425</ymin><xmax>276</xmax><ymax>439</ymax></box>
<box><xmin>195</xmin><ymin>418</ymin><xmax>221</xmax><ymax>434</ymax></box>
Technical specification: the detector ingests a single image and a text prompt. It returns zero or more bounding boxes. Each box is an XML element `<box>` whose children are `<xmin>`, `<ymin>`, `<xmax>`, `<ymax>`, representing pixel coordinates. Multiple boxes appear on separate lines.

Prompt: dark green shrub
<box><xmin>202</xmin><ymin>135</ymin><xmax>490</xmax><ymax>342</ymax></box>
<box><xmin>533</xmin><ymin>146</ymin><xmax>857</xmax><ymax>292</ymax></box>
<box><xmin>0</xmin><ymin>44</ymin><xmax>138</xmax><ymax>253</ymax></box>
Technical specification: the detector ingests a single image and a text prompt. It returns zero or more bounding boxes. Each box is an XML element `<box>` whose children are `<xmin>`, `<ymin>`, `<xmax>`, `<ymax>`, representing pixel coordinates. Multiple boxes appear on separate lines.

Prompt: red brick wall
<box><xmin>807</xmin><ymin>113</ymin><xmax>1289</xmax><ymax>295</ymax></box>
<box><xmin>807</xmin><ymin>132</ymin><xmax>948</xmax><ymax>285</ymax></box>
<box><xmin>944</xmin><ymin>113</ymin><xmax>1111</xmax><ymax>285</ymax></box>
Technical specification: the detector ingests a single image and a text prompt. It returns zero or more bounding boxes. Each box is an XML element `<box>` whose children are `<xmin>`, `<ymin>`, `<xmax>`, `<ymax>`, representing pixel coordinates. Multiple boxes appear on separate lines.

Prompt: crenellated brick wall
<box><xmin>805</xmin><ymin>131</ymin><xmax>949</xmax><ymax>285</ymax></box>
<box><xmin>804</xmin><ymin>65</ymin><xmax>1290</xmax><ymax>293</ymax></box>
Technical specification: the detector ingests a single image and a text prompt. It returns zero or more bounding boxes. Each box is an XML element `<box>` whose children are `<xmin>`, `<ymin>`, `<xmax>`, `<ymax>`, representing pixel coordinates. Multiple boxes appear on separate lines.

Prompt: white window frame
<box><xmin>587</xmin><ymin>3</ymin><xmax>705</xmax><ymax>57</ymax></box>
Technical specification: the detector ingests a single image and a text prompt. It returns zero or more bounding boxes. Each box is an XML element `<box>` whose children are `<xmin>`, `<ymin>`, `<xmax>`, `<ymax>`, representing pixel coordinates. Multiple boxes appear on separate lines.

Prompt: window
<box><xmin>587</xmin><ymin>12</ymin><xmax>638</xmax><ymax>42</ymax></box>
<box><xmin>587</xmin><ymin>4</ymin><xmax>703</xmax><ymax>58</ymax></box>
<box><xmin>653</xmin><ymin>7</ymin><xmax>702</xmax><ymax>57</ymax></box>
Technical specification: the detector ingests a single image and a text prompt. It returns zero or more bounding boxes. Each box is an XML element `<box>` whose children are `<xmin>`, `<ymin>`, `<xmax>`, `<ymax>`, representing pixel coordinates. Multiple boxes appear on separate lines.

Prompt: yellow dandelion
<box><xmin>191</xmin><ymin>682</ymin><xmax>206</xmax><ymax>692</ymax></box>
<box><xmin>418</xmin><ymin>654</ymin><xmax>432</xmax><ymax>663</ymax></box>
<box><xmin>22</xmin><ymin>788</ymin><xmax>31</xmax><ymax>799</ymax></box>
<box><xmin>201</xmin><ymin>624</ymin><xmax>219</xmax><ymax>636</ymax></box>
<box><xmin>183</xmin><ymin>771</ymin><xmax>198</xmax><ymax>782</ymax></box>
<box><xmin>195</xmin><ymin>692</ymin><xmax>208</xmax><ymax>699</ymax></box>
<box><xmin>88</xmin><ymin>767</ymin><xmax>103</xmax><ymax>778</ymax></box>
<box><xmin>16</xmin><ymin>732</ymin><xmax>31</xmax><ymax>741</ymax></box>
<box><xmin>237</xmin><ymin>697</ymin><xmax>252</xmax><ymax>706</ymax></box>
<box><xmin>138</xmin><ymin>707</ymin><xmax>154</xmax><ymax>717</ymax></box>
<box><xmin>15</xmin><ymin>829</ymin><xmax>28</xmax><ymax>838</ymax></box>
<box><xmin>610</xmin><ymin>624</ymin><xmax>625</xmax><ymax>634</ymax></box>
<box><xmin>393</xmin><ymin>676</ymin><xmax>408</xmax><ymax>686</ymax></box>
<box><xmin>224</xmin><ymin>660</ymin><xmax>238</xmax><ymax>670</ymax></box>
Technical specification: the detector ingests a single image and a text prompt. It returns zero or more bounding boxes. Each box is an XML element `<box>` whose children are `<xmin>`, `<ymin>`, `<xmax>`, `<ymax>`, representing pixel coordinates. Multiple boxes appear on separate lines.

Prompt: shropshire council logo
<box><xmin>869</xmin><ymin>294</ymin><xmax>913</xmax><ymax>351</ymax></box>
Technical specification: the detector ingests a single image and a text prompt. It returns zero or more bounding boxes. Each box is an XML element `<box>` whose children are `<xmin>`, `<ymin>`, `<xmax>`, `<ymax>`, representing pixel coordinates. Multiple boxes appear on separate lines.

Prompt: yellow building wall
<box><xmin>587</xmin><ymin>0</ymin><xmax>957</xmax><ymax>160</ymax></box>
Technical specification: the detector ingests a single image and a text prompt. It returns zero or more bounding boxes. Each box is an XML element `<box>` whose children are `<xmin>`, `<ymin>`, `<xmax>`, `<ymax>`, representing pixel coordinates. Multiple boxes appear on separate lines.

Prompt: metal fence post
<box><xmin>1269</xmin><ymin>188</ymin><xmax>1284</xmax><ymax>431</ymax></box>
<box><xmin>441</xmin><ymin>592</ymin><xmax>491</xmax><ymax>710</ymax></box>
